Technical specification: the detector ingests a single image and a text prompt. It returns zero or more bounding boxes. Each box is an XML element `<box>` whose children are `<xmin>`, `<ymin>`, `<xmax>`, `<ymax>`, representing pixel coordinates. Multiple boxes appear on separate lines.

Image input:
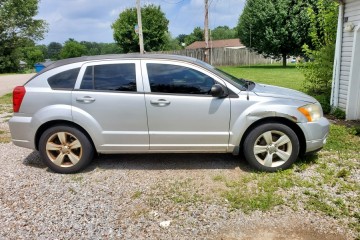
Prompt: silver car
<box><xmin>9</xmin><ymin>54</ymin><xmax>329</xmax><ymax>173</ymax></box>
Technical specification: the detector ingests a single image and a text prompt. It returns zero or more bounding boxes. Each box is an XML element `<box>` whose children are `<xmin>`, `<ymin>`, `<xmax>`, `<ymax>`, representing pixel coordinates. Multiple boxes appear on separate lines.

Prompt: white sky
<box><xmin>36</xmin><ymin>0</ymin><xmax>245</xmax><ymax>44</ymax></box>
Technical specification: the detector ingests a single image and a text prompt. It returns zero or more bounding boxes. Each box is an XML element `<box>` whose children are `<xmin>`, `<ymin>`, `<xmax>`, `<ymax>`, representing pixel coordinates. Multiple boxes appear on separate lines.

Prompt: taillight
<box><xmin>13</xmin><ymin>86</ymin><xmax>26</xmax><ymax>113</ymax></box>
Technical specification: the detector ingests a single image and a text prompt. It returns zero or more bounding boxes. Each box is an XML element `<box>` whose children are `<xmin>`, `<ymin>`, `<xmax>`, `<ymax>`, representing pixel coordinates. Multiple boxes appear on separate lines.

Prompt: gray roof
<box><xmin>41</xmin><ymin>54</ymin><xmax>203</xmax><ymax>73</ymax></box>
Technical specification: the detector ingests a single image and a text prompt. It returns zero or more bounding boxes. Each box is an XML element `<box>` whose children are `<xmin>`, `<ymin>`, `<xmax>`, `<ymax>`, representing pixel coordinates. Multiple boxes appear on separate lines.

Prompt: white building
<box><xmin>331</xmin><ymin>0</ymin><xmax>360</xmax><ymax>120</ymax></box>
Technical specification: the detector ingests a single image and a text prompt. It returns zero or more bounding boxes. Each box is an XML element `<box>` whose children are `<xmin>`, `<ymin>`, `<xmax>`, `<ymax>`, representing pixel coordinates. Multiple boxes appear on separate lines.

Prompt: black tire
<box><xmin>243</xmin><ymin>123</ymin><xmax>300</xmax><ymax>172</ymax></box>
<box><xmin>39</xmin><ymin>125</ymin><xmax>94</xmax><ymax>174</ymax></box>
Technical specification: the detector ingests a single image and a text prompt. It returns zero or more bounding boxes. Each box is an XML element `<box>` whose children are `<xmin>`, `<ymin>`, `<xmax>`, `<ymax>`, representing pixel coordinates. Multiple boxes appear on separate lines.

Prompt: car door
<box><xmin>72</xmin><ymin>60</ymin><xmax>149</xmax><ymax>152</ymax></box>
<box><xmin>141</xmin><ymin>60</ymin><xmax>231</xmax><ymax>152</ymax></box>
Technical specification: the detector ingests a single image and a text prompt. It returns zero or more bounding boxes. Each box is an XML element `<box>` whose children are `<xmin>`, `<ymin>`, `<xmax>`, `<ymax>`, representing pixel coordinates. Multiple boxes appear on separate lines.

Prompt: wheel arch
<box><xmin>35</xmin><ymin>120</ymin><xmax>96</xmax><ymax>152</ymax></box>
<box><xmin>239</xmin><ymin>117</ymin><xmax>306</xmax><ymax>156</ymax></box>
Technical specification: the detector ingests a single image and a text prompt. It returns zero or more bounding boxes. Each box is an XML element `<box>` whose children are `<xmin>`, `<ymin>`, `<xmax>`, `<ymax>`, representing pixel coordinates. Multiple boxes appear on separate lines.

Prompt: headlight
<box><xmin>298</xmin><ymin>104</ymin><xmax>323</xmax><ymax>122</ymax></box>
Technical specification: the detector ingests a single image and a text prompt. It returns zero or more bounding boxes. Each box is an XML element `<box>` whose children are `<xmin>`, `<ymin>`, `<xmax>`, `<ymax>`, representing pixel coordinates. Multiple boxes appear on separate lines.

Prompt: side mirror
<box><xmin>210</xmin><ymin>84</ymin><xmax>227</xmax><ymax>98</ymax></box>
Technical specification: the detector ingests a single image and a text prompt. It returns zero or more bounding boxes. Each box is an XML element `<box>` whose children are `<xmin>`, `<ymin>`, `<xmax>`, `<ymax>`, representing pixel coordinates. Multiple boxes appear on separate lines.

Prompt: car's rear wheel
<box><xmin>39</xmin><ymin>125</ymin><xmax>94</xmax><ymax>174</ymax></box>
<box><xmin>243</xmin><ymin>123</ymin><xmax>299</xmax><ymax>172</ymax></box>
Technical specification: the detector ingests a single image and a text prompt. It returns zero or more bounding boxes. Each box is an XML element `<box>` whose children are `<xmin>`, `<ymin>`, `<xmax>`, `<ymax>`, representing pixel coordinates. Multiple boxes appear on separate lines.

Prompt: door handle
<box><xmin>150</xmin><ymin>99</ymin><xmax>171</xmax><ymax>107</ymax></box>
<box><xmin>76</xmin><ymin>96</ymin><xmax>96</xmax><ymax>103</ymax></box>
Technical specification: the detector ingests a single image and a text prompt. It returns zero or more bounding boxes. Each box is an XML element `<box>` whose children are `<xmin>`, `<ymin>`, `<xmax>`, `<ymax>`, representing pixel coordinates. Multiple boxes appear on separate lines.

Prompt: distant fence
<box><xmin>154</xmin><ymin>48</ymin><xmax>275</xmax><ymax>66</ymax></box>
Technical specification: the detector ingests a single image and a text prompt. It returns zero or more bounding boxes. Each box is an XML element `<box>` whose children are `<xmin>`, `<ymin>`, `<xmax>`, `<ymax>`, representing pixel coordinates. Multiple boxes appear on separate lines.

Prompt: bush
<box><xmin>332</xmin><ymin>107</ymin><xmax>346</xmax><ymax>119</ymax></box>
<box><xmin>314</xmin><ymin>93</ymin><xmax>331</xmax><ymax>114</ymax></box>
<box><xmin>299</xmin><ymin>43</ymin><xmax>335</xmax><ymax>95</ymax></box>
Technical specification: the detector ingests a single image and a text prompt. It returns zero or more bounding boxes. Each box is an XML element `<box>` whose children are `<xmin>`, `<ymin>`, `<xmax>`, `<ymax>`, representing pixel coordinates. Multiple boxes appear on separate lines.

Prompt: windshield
<box><xmin>195</xmin><ymin>60</ymin><xmax>247</xmax><ymax>90</ymax></box>
<box><xmin>214</xmin><ymin>68</ymin><xmax>248</xmax><ymax>90</ymax></box>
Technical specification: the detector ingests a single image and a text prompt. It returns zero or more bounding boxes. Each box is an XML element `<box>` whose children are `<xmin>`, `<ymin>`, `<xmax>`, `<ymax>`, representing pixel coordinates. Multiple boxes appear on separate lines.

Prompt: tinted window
<box><xmin>80</xmin><ymin>66</ymin><xmax>93</xmax><ymax>89</ymax></box>
<box><xmin>80</xmin><ymin>64</ymin><xmax>136</xmax><ymax>92</ymax></box>
<box><xmin>147</xmin><ymin>63</ymin><xmax>214</xmax><ymax>94</ymax></box>
<box><xmin>48</xmin><ymin>68</ymin><xmax>80</xmax><ymax>89</ymax></box>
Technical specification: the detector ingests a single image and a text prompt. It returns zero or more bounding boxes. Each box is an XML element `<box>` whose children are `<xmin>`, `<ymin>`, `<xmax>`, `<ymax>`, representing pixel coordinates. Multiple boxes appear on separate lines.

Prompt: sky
<box><xmin>36</xmin><ymin>0</ymin><xmax>245</xmax><ymax>44</ymax></box>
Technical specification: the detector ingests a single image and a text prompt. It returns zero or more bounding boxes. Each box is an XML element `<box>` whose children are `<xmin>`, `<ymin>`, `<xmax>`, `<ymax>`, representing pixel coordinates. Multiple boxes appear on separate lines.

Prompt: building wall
<box><xmin>338</xmin><ymin>0</ymin><xmax>360</xmax><ymax>109</ymax></box>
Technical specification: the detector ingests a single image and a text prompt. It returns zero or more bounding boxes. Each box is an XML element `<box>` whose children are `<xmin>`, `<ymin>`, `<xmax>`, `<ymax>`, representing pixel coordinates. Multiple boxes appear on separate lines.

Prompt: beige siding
<box><xmin>338</xmin><ymin>0</ymin><xmax>360</xmax><ymax>110</ymax></box>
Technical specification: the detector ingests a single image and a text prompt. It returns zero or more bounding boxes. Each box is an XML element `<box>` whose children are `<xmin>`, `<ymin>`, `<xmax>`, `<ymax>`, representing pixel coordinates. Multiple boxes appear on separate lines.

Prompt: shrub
<box><xmin>314</xmin><ymin>93</ymin><xmax>331</xmax><ymax>114</ymax></box>
<box><xmin>332</xmin><ymin>107</ymin><xmax>346</xmax><ymax>119</ymax></box>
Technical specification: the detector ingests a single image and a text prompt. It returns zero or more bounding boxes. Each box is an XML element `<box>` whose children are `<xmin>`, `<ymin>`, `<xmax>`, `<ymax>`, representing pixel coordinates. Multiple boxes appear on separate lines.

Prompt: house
<box><xmin>331</xmin><ymin>0</ymin><xmax>360</xmax><ymax>120</ymax></box>
<box><xmin>19</xmin><ymin>60</ymin><xmax>27</xmax><ymax>69</ymax></box>
<box><xmin>186</xmin><ymin>38</ymin><xmax>244</xmax><ymax>50</ymax></box>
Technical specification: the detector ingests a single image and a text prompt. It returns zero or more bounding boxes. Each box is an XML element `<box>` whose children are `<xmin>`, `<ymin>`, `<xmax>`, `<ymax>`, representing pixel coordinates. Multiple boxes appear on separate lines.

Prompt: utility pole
<box><xmin>204</xmin><ymin>0</ymin><xmax>209</xmax><ymax>63</ymax></box>
<box><xmin>136</xmin><ymin>0</ymin><xmax>144</xmax><ymax>54</ymax></box>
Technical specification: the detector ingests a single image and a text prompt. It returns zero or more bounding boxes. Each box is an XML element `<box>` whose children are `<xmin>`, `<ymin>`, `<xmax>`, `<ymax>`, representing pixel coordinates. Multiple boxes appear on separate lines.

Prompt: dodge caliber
<box><xmin>9</xmin><ymin>54</ymin><xmax>329</xmax><ymax>173</ymax></box>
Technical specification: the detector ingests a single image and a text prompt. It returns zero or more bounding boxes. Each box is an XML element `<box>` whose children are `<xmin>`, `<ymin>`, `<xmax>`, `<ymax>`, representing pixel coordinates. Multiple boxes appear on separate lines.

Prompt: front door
<box><xmin>141</xmin><ymin>60</ymin><xmax>231</xmax><ymax>152</ymax></box>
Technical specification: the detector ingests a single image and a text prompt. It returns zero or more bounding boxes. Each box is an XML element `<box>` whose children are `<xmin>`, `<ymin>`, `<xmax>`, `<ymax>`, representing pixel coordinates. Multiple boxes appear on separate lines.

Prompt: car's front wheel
<box><xmin>39</xmin><ymin>125</ymin><xmax>94</xmax><ymax>174</ymax></box>
<box><xmin>243</xmin><ymin>123</ymin><xmax>300</xmax><ymax>172</ymax></box>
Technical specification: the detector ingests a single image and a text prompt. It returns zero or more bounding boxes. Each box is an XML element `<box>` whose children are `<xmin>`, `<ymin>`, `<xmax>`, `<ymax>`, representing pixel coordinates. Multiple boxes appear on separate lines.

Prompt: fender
<box><xmin>228</xmin><ymin>96</ymin><xmax>308</xmax><ymax>150</ymax></box>
<box><xmin>71</xmin><ymin>106</ymin><xmax>104</xmax><ymax>149</ymax></box>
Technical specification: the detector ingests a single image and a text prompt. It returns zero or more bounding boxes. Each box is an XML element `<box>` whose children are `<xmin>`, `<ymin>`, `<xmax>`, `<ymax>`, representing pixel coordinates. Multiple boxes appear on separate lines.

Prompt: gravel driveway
<box><xmin>0</xmin><ymin>73</ymin><xmax>35</xmax><ymax>96</ymax></box>
<box><xmin>0</xmin><ymin>114</ymin><xmax>355</xmax><ymax>239</ymax></box>
<box><xmin>0</xmin><ymin>75</ymin><xmax>356</xmax><ymax>239</ymax></box>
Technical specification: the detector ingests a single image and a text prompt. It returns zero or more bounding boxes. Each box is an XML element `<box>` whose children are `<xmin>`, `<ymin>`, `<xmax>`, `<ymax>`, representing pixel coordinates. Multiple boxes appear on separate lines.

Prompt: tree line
<box><xmin>1</xmin><ymin>0</ymin><xmax>338</xmax><ymax>74</ymax></box>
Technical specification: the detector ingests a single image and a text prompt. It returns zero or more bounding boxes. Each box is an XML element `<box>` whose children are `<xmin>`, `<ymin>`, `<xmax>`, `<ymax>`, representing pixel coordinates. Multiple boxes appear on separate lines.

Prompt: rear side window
<box><xmin>80</xmin><ymin>63</ymin><xmax>136</xmax><ymax>92</ymax></box>
<box><xmin>48</xmin><ymin>68</ymin><xmax>80</xmax><ymax>90</ymax></box>
<box><xmin>147</xmin><ymin>63</ymin><xmax>214</xmax><ymax>95</ymax></box>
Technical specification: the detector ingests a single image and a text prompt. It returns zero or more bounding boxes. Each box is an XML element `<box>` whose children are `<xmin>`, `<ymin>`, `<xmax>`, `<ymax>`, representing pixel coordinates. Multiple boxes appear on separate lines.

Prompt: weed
<box><xmin>212</xmin><ymin>175</ymin><xmax>225</xmax><ymax>182</ymax></box>
<box><xmin>71</xmin><ymin>175</ymin><xmax>83</xmax><ymax>182</ymax></box>
<box><xmin>132</xmin><ymin>191</ymin><xmax>142</xmax><ymax>199</ymax></box>
<box><xmin>336</xmin><ymin>168</ymin><xmax>350</xmax><ymax>179</ymax></box>
<box><xmin>68</xmin><ymin>187</ymin><xmax>77</xmax><ymax>194</ymax></box>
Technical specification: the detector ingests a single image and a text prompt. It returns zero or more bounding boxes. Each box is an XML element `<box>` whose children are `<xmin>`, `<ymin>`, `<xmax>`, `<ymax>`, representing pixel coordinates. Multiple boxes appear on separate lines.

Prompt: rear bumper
<box><xmin>297</xmin><ymin>117</ymin><xmax>330</xmax><ymax>153</ymax></box>
<box><xmin>9</xmin><ymin>116</ymin><xmax>36</xmax><ymax>149</ymax></box>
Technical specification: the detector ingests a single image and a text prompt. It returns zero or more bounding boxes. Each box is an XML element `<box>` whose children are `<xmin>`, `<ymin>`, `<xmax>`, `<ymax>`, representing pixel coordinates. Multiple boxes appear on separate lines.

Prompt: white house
<box><xmin>331</xmin><ymin>0</ymin><xmax>360</xmax><ymax>120</ymax></box>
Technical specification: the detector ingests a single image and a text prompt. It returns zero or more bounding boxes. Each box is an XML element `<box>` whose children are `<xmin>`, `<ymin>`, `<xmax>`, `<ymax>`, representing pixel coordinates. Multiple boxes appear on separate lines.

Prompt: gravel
<box><xmin>0</xmin><ymin>114</ymin><xmax>357</xmax><ymax>239</ymax></box>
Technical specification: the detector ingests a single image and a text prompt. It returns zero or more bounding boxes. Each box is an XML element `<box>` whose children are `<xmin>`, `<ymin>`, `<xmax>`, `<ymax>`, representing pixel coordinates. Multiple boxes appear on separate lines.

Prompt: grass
<box><xmin>217</xmin><ymin>124</ymin><xmax>360</xmax><ymax>234</ymax></box>
<box><xmin>0</xmin><ymin>93</ymin><xmax>12</xmax><ymax>105</ymax></box>
<box><xmin>0</xmin><ymin>93</ymin><xmax>12</xmax><ymax>115</ymax></box>
<box><xmin>218</xmin><ymin>64</ymin><xmax>305</xmax><ymax>91</ymax></box>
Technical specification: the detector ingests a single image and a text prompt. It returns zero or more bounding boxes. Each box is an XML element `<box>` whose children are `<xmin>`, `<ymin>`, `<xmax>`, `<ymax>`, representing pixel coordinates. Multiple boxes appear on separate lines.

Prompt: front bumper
<box><xmin>297</xmin><ymin>117</ymin><xmax>330</xmax><ymax>153</ymax></box>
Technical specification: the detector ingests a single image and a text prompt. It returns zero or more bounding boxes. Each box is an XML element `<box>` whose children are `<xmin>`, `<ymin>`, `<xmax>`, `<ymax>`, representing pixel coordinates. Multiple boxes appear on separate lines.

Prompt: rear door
<box><xmin>141</xmin><ymin>60</ymin><xmax>231</xmax><ymax>152</ymax></box>
<box><xmin>72</xmin><ymin>60</ymin><xmax>149</xmax><ymax>152</ymax></box>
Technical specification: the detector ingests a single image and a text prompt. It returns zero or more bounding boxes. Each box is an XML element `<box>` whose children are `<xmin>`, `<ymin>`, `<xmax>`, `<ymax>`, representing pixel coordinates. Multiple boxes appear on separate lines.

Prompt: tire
<box><xmin>39</xmin><ymin>125</ymin><xmax>94</xmax><ymax>174</ymax></box>
<box><xmin>243</xmin><ymin>123</ymin><xmax>300</xmax><ymax>172</ymax></box>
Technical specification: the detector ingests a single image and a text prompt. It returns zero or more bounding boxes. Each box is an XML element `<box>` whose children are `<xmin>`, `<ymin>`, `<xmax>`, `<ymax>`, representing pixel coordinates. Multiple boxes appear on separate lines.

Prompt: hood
<box><xmin>252</xmin><ymin>83</ymin><xmax>316</xmax><ymax>103</ymax></box>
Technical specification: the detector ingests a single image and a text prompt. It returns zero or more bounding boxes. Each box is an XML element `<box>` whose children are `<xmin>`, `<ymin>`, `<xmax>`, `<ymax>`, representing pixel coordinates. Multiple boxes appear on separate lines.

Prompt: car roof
<box><xmin>37</xmin><ymin>54</ymin><xmax>206</xmax><ymax>74</ymax></box>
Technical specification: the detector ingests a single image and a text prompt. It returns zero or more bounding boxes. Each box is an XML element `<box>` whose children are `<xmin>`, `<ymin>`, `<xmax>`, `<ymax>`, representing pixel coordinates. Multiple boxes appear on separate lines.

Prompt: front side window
<box><xmin>48</xmin><ymin>68</ymin><xmax>80</xmax><ymax>90</ymax></box>
<box><xmin>80</xmin><ymin>63</ymin><xmax>136</xmax><ymax>92</ymax></box>
<box><xmin>147</xmin><ymin>63</ymin><xmax>215</xmax><ymax>95</ymax></box>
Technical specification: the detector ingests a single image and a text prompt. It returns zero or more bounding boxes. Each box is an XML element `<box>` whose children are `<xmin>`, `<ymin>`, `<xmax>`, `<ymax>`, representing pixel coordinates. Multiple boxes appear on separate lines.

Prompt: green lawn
<box><xmin>219</xmin><ymin>64</ymin><xmax>304</xmax><ymax>91</ymax></box>
<box><xmin>0</xmin><ymin>93</ymin><xmax>12</xmax><ymax>104</ymax></box>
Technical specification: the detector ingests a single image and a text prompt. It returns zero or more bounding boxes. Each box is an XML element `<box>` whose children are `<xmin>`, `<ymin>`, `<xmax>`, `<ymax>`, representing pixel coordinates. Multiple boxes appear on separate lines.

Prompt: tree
<box><xmin>237</xmin><ymin>0</ymin><xmax>313</xmax><ymax>67</ymax></box>
<box><xmin>184</xmin><ymin>27</ymin><xmax>204</xmax><ymax>46</ymax></box>
<box><xmin>59</xmin><ymin>39</ymin><xmax>87</xmax><ymax>59</ymax></box>
<box><xmin>298</xmin><ymin>0</ymin><xmax>338</xmax><ymax>113</ymax></box>
<box><xmin>47</xmin><ymin>42</ymin><xmax>63</xmax><ymax>60</ymax></box>
<box><xmin>37</xmin><ymin>44</ymin><xmax>48</xmax><ymax>59</ymax></box>
<box><xmin>211</xmin><ymin>26</ymin><xmax>237</xmax><ymax>40</ymax></box>
<box><xmin>20</xmin><ymin>45</ymin><xmax>44</xmax><ymax>68</ymax></box>
<box><xmin>163</xmin><ymin>32</ymin><xmax>181</xmax><ymax>51</ymax></box>
<box><xmin>99</xmin><ymin>43</ymin><xmax>122</xmax><ymax>54</ymax></box>
<box><xmin>112</xmin><ymin>4</ymin><xmax>169</xmax><ymax>53</ymax></box>
<box><xmin>176</xmin><ymin>34</ymin><xmax>187</xmax><ymax>46</ymax></box>
<box><xmin>0</xmin><ymin>0</ymin><xmax>47</xmax><ymax>73</ymax></box>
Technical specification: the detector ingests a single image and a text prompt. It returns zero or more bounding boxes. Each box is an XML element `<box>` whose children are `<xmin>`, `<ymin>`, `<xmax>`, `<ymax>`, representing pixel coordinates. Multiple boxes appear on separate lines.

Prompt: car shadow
<box><xmin>22</xmin><ymin>151</ymin><xmax>47</xmax><ymax>169</ymax></box>
<box><xmin>22</xmin><ymin>151</ymin><xmax>254</xmax><ymax>173</ymax></box>
<box><xmin>86</xmin><ymin>153</ymin><xmax>253</xmax><ymax>172</ymax></box>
